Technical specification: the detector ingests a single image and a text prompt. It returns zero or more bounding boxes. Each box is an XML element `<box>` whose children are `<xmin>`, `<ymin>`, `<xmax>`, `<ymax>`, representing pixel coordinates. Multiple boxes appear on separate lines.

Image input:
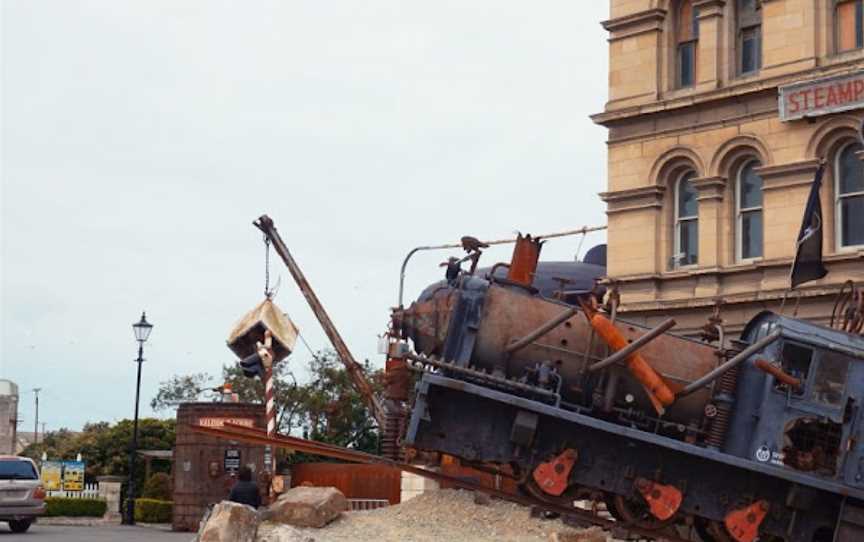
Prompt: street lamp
<box><xmin>124</xmin><ymin>312</ymin><xmax>153</xmax><ymax>526</ymax></box>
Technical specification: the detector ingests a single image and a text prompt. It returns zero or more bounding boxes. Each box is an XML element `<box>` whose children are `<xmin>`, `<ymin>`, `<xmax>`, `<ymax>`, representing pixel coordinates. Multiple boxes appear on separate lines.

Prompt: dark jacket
<box><xmin>228</xmin><ymin>480</ymin><xmax>261</xmax><ymax>509</ymax></box>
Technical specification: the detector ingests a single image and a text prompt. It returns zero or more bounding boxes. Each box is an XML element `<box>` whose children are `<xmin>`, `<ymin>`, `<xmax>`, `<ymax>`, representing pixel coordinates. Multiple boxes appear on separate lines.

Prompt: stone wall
<box><xmin>594</xmin><ymin>0</ymin><xmax>864</xmax><ymax>334</ymax></box>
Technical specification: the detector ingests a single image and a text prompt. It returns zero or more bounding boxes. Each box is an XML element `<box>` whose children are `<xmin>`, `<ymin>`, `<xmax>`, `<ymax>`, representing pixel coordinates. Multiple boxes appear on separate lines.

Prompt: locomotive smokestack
<box><xmin>507</xmin><ymin>234</ymin><xmax>543</xmax><ymax>286</ymax></box>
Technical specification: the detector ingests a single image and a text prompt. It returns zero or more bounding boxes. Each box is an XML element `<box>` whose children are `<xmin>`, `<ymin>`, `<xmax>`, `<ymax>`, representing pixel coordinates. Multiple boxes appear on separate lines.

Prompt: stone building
<box><xmin>0</xmin><ymin>381</ymin><xmax>19</xmax><ymax>455</ymax></box>
<box><xmin>593</xmin><ymin>0</ymin><xmax>864</xmax><ymax>335</ymax></box>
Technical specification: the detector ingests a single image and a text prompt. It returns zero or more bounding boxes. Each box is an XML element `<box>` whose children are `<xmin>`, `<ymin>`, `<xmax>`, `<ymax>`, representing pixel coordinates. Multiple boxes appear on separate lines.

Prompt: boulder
<box><xmin>266</xmin><ymin>486</ymin><xmax>347</xmax><ymax>528</ymax></box>
<box><xmin>199</xmin><ymin>501</ymin><xmax>259</xmax><ymax>542</ymax></box>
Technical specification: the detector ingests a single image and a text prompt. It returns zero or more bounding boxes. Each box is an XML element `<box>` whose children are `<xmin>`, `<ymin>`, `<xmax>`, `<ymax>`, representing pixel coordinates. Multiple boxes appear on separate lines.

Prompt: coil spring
<box><xmin>717</xmin><ymin>365</ymin><xmax>740</xmax><ymax>395</ymax></box>
<box><xmin>705</xmin><ymin>365</ymin><xmax>740</xmax><ymax>449</ymax></box>
<box><xmin>705</xmin><ymin>406</ymin><xmax>731</xmax><ymax>448</ymax></box>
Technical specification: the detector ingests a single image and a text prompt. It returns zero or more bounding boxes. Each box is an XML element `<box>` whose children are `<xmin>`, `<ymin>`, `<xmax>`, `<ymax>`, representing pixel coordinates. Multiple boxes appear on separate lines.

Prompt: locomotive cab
<box><xmin>731</xmin><ymin>311</ymin><xmax>864</xmax><ymax>488</ymax></box>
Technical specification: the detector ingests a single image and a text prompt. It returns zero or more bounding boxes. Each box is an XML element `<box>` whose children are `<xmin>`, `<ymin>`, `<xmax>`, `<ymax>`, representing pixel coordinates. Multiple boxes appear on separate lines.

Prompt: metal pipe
<box><xmin>405</xmin><ymin>353</ymin><xmax>559</xmax><ymax>399</ymax></box>
<box><xmin>588</xmin><ymin>318</ymin><xmax>677</xmax><ymax>372</ymax></box>
<box><xmin>678</xmin><ymin>331</ymin><xmax>781</xmax><ymax>397</ymax></box>
<box><xmin>254</xmin><ymin>215</ymin><xmax>386</xmax><ymax>428</ymax></box>
<box><xmin>397</xmin><ymin>224</ymin><xmax>607</xmax><ymax>307</ymax></box>
<box><xmin>505</xmin><ymin>307</ymin><xmax>580</xmax><ymax>354</ymax></box>
<box><xmin>754</xmin><ymin>359</ymin><xmax>802</xmax><ymax>389</ymax></box>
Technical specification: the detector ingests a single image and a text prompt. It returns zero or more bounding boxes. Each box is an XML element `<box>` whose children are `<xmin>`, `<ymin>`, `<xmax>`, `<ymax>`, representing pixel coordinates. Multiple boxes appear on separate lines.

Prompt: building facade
<box><xmin>0</xmin><ymin>381</ymin><xmax>19</xmax><ymax>455</ymax></box>
<box><xmin>593</xmin><ymin>0</ymin><xmax>864</xmax><ymax>335</ymax></box>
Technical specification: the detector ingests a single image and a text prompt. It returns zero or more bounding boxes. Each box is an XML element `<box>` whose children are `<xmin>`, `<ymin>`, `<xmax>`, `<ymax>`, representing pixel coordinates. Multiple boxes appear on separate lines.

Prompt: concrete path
<box><xmin>0</xmin><ymin>523</ymin><xmax>194</xmax><ymax>541</ymax></box>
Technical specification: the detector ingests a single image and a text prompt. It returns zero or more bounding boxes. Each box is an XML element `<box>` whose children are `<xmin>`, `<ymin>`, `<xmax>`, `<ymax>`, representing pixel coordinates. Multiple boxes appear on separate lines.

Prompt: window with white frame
<box><xmin>674</xmin><ymin>171</ymin><xmax>699</xmax><ymax>267</ymax></box>
<box><xmin>737</xmin><ymin>160</ymin><xmax>763</xmax><ymax>260</ymax></box>
<box><xmin>836</xmin><ymin>142</ymin><xmax>864</xmax><ymax>249</ymax></box>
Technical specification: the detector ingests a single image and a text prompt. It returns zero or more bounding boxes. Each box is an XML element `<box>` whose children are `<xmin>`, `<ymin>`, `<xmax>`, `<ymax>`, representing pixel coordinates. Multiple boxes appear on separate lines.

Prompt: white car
<box><xmin>0</xmin><ymin>456</ymin><xmax>46</xmax><ymax>533</ymax></box>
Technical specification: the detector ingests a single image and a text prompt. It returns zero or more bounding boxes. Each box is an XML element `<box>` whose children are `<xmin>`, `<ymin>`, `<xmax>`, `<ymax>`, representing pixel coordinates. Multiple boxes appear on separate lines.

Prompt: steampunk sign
<box><xmin>779</xmin><ymin>71</ymin><xmax>864</xmax><ymax>121</ymax></box>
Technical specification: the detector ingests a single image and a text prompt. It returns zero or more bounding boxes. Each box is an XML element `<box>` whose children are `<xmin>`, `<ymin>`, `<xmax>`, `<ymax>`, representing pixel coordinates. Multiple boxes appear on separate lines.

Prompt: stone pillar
<box><xmin>757</xmin><ymin>160</ymin><xmax>820</xmax><ymax>262</ymax></box>
<box><xmin>97</xmin><ymin>476</ymin><xmax>125</xmax><ymax>523</ymax></box>
<box><xmin>694</xmin><ymin>0</ymin><xmax>726</xmax><ymax>89</ymax></box>
<box><xmin>692</xmin><ymin>175</ymin><xmax>727</xmax><ymax>269</ymax></box>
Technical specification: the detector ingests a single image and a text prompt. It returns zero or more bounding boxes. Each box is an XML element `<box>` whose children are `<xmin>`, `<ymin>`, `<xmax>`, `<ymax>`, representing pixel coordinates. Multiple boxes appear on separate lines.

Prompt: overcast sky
<box><xmin>0</xmin><ymin>1</ymin><xmax>609</xmax><ymax>432</ymax></box>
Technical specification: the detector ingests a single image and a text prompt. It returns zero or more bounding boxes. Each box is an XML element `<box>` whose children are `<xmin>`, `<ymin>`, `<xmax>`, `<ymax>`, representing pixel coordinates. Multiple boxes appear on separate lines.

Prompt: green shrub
<box><xmin>134</xmin><ymin>498</ymin><xmax>173</xmax><ymax>523</ymax></box>
<box><xmin>44</xmin><ymin>497</ymin><xmax>107</xmax><ymax>517</ymax></box>
<box><xmin>141</xmin><ymin>472</ymin><xmax>172</xmax><ymax>501</ymax></box>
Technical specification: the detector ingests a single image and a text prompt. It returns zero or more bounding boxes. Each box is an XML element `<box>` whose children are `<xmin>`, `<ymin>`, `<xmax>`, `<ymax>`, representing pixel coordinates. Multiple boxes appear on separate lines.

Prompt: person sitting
<box><xmin>228</xmin><ymin>467</ymin><xmax>261</xmax><ymax>509</ymax></box>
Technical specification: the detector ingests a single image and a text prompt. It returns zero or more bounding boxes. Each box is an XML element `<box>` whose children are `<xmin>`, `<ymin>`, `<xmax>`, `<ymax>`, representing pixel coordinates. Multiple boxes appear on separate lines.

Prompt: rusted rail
<box><xmin>506</xmin><ymin>307</ymin><xmax>580</xmax><ymax>354</ymax></box>
<box><xmin>398</xmin><ymin>225</ymin><xmax>607</xmax><ymax>307</ymax></box>
<box><xmin>588</xmin><ymin>318</ymin><xmax>677</xmax><ymax>372</ymax></box>
<box><xmin>678</xmin><ymin>331</ymin><xmax>781</xmax><ymax>397</ymax></box>
<box><xmin>192</xmin><ymin>423</ymin><xmax>691</xmax><ymax>542</ymax></box>
<box><xmin>253</xmin><ymin>215</ymin><xmax>385</xmax><ymax>428</ymax></box>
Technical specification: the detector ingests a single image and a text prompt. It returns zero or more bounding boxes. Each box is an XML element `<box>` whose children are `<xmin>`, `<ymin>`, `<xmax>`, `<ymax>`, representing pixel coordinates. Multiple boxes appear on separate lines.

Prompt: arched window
<box><xmin>737</xmin><ymin>0</ymin><xmax>762</xmax><ymax>75</ymax></box>
<box><xmin>674</xmin><ymin>171</ymin><xmax>699</xmax><ymax>267</ymax></box>
<box><xmin>836</xmin><ymin>142</ymin><xmax>864</xmax><ymax>249</ymax></box>
<box><xmin>677</xmin><ymin>0</ymin><xmax>699</xmax><ymax>87</ymax></box>
<box><xmin>836</xmin><ymin>0</ymin><xmax>863</xmax><ymax>52</ymax></box>
<box><xmin>736</xmin><ymin>160</ymin><xmax>763</xmax><ymax>260</ymax></box>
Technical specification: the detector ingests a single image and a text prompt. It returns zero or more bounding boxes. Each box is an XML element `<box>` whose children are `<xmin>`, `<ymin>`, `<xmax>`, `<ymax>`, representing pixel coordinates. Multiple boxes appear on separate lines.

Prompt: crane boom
<box><xmin>253</xmin><ymin>215</ymin><xmax>386</xmax><ymax>428</ymax></box>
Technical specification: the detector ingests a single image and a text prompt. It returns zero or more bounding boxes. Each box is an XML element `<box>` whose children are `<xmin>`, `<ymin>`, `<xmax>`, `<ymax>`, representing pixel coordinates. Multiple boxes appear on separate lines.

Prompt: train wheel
<box><xmin>607</xmin><ymin>493</ymin><xmax>675</xmax><ymax>531</ymax></box>
<box><xmin>520</xmin><ymin>476</ymin><xmax>583</xmax><ymax>508</ymax></box>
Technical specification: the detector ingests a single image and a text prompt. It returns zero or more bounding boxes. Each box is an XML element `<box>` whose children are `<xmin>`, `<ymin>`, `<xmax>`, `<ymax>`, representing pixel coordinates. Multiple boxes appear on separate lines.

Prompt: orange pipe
<box><xmin>587</xmin><ymin>312</ymin><xmax>676</xmax><ymax>414</ymax></box>
<box><xmin>754</xmin><ymin>359</ymin><xmax>801</xmax><ymax>389</ymax></box>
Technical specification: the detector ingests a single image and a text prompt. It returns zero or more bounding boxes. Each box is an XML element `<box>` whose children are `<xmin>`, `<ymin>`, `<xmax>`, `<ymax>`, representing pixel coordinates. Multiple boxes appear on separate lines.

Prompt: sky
<box><xmin>0</xmin><ymin>1</ymin><xmax>610</xmax><ymax>432</ymax></box>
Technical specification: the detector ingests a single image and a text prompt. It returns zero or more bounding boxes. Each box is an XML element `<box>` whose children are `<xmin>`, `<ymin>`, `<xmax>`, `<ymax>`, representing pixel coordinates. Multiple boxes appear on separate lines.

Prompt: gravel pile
<box><xmin>257</xmin><ymin>489</ymin><xmax>610</xmax><ymax>542</ymax></box>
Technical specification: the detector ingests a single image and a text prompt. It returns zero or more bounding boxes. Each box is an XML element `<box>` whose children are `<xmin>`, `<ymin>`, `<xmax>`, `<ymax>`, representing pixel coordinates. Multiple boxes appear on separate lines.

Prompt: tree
<box><xmin>20</xmin><ymin>418</ymin><xmax>175</xmax><ymax>489</ymax></box>
<box><xmin>150</xmin><ymin>348</ymin><xmax>383</xmax><ymax>460</ymax></box>
<box><xmin>150</xmin><ymin>373</ymin><xmax>212</xmax><ymax>411</ymax></box>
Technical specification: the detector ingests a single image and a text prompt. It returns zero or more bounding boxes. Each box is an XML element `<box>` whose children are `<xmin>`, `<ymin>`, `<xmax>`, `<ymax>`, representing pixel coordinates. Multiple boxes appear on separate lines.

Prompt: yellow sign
<box><xmin>40</xmin><ymin>461</ymin><xmax>62</xmax><ymax>491</ymax></box>
<box><xmin>62</xmin><ymin>461</ymin><xmax>85</xmax><ymax>492</ymax></box>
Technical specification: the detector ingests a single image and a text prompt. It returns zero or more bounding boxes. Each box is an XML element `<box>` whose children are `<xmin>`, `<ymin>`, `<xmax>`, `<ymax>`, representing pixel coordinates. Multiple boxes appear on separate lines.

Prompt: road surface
<box><xmin>0</xmin><ymin>523</ymin><xmax>193</xmax><ymax>541</ymax></box>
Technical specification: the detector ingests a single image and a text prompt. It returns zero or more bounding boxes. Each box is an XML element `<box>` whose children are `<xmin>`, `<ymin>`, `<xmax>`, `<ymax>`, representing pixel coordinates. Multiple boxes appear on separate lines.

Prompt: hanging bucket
<box><xmin>226</xmin><ymin>298</ymin><xmax>298</xmax><ymax>364</ymax></box>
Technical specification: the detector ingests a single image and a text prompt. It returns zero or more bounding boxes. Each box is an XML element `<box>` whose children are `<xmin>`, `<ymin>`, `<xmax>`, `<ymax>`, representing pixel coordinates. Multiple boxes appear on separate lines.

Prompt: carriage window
<box><xmin>778</xmin><ymin>343</ymin><xmax>812</xmax><ymax>396</ymax></box>
<box><xmin>813</xmin><ymin>352</ymin><xmax>849</xmax><ymax>406</ymax></box>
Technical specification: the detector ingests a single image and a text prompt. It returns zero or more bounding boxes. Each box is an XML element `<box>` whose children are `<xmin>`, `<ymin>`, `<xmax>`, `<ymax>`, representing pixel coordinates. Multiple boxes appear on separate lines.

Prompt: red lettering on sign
<box><xmin>838</xmin><ymin>82</ymin><xmax>853</xmax><ymax>104</ymax></box>
<box><xmin>802</xmin><ymin>89</ymin><xmax>814</xmax><ymax>110</ymax></box>
<box><xmin>814</xmin><ymin>87</ymin><xmax>825</xmax><ymax>109</ymax></box>
<box><xmin>827</xmin><ymin>85</ymin><xmax>838</xmax><ymax>107</ymax></box>
<box><xmin>787</xmin><ymin>92</ymin><xmax>800</xmax><ymax>114</ymax></box>
<box><xmin>781</xmin><ymin>74</ymin><xmax>864</xmax><ymax>120</ymax></box>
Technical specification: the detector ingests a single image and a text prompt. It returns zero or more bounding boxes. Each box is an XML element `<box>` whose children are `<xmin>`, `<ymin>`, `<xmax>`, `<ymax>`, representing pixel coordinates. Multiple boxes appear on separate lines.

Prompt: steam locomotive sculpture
<box><xmin>388</xmin><ymin>234</ymin><xmax>864</xmax><ymax>542</ymax></box>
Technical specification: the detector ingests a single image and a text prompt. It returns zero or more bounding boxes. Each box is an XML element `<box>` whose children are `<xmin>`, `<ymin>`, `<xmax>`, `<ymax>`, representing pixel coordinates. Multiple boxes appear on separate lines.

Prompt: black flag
<box><xmin>790</xmin><ymin>163</ymin><xmax>828</xmax><ymax>289</ymax></box>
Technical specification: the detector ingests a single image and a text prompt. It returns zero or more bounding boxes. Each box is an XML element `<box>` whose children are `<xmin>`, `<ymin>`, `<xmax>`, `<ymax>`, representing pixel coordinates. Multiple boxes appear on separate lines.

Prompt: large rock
<box><xmin>265</xmin><ymin>486</ymin><xmax>347</xmax><ymax>528</ymax></box>
<box><xmin>199</xmin><ymin>501</ymin><xmax>259</xmax><ymax>542</ymax></box>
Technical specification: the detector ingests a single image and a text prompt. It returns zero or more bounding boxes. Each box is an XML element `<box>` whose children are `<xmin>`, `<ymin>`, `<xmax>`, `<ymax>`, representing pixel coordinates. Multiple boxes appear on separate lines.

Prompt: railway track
<box><xmin>191</xmin><ymin>423</ymin><xmax>692</xmax><ymax>542</ymax></box>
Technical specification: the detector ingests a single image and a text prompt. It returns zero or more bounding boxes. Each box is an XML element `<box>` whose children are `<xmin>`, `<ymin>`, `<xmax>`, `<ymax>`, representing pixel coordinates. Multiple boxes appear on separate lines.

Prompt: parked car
<box><xmin>0</xmin><ymin>456</ymin><xmax>46</xmax><ymax>533</ymax></box>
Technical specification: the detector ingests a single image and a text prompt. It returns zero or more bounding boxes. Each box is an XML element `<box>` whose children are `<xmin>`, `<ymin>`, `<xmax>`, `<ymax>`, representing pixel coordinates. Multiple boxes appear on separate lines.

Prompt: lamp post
<box><xmin>124</xmin><ymin>312</ymin><xmax>152</xmax><ymax>526</ymax></box>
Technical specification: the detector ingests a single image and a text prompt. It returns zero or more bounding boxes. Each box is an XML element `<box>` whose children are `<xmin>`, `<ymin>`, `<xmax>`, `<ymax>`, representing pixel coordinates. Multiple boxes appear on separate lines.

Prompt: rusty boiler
<box><xmin>393</xmin><ymin>234</ymin><xmax>720</xmax><ymax>425</ymax></box>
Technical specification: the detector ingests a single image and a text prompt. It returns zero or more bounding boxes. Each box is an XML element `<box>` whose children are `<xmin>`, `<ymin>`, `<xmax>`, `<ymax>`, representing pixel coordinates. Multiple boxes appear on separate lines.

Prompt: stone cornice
<box><xmin>601</xmin><ymin>9</ymin><xmax>666</xmax><ymax>42</ymax></box>
<box><xmin>592</xmin><ymin>58</ymin><xmax>864</xmax><ymax>127</ymax></box>
<box><xmin>757</xmin><ymin>159</ymin><xmax>821</xmax><ymax>191</ymax></box>
<box><xmin>600</xmin><ymin>185</ymin><xmax>666</xmax><ymax>215</ymax></box>
<box><xmin>607</xmin><ymin>250</ymin><xmax>861</xmax><ymax>285</ymax></box>
<box><xmin>694</xmin><ymin>0</ymin><xmax>726</xmax><ymax>18</ymax></box>
<box><xmin>692</xmin><ymin>175</ymin><xmax>727</xmax><ymax>201</ymax></box>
